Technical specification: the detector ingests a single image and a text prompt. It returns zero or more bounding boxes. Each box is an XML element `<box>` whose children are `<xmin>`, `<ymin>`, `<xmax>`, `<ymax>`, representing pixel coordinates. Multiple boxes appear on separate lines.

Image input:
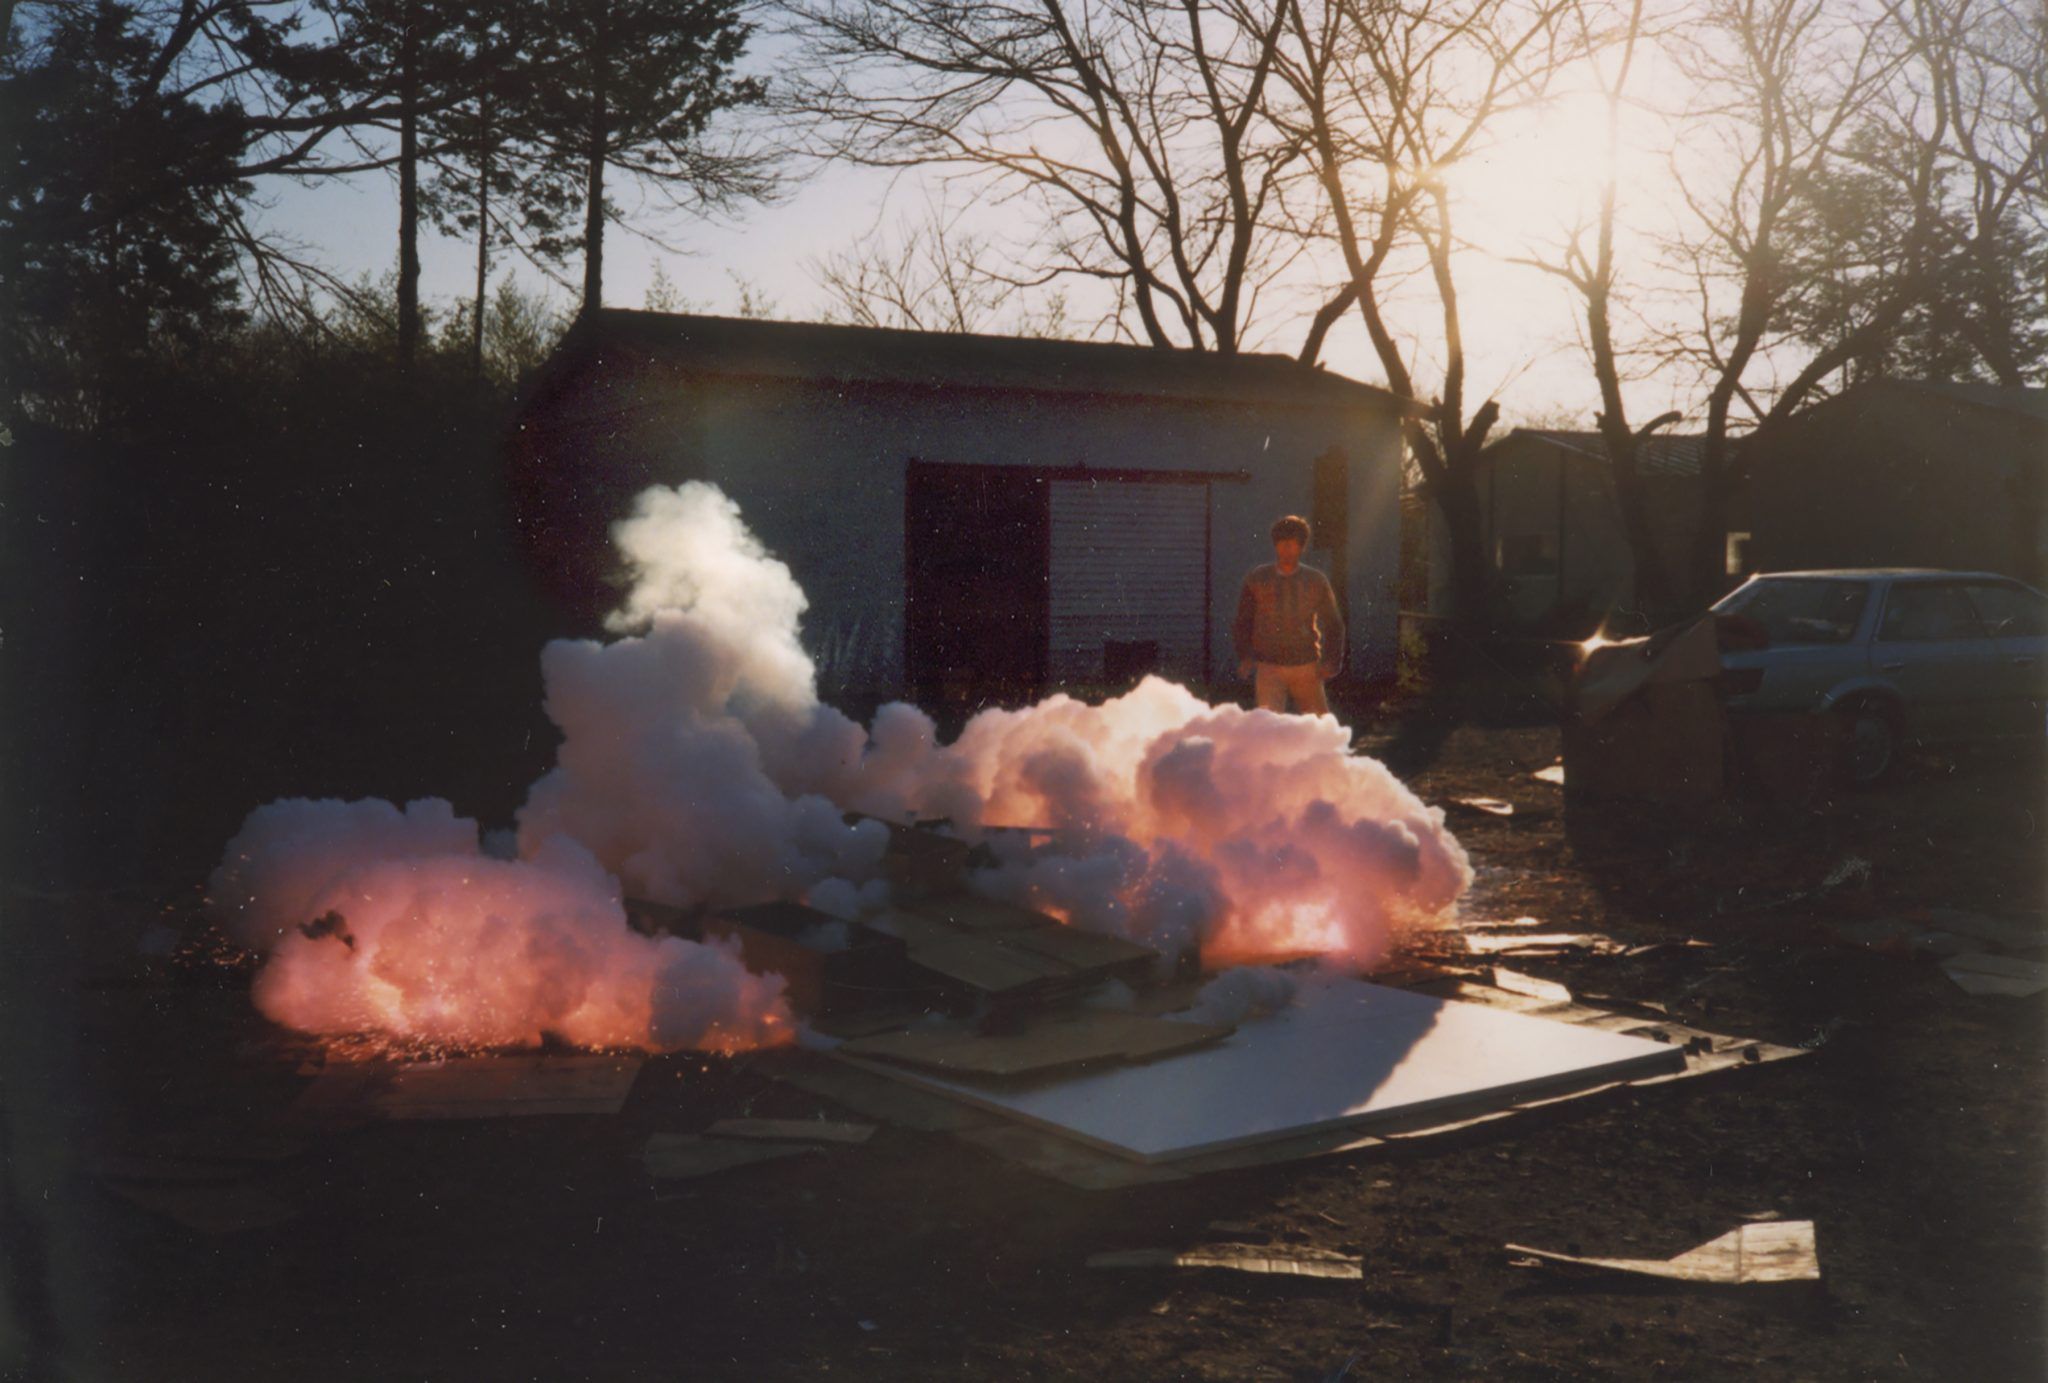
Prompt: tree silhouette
<box><xmin>1</xmin><ymin>2</ymin><xmax>250</xmax><ymax>430</ymax></box>
<box><xmin>528</xmin><ymin>0</ymin><xmax>769</xmax><ymax>313</ymax></box>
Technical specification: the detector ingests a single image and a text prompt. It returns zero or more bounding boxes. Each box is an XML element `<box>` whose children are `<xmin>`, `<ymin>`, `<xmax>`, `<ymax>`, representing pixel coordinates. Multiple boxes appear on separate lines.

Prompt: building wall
<box><xmin>1424</xmin><ymin>439</ymin><xmax>1677</xmax><ymax>629</ymax></box>
<box><xmin>1418</xmin><ymin>437</ymin><xmax>1740</xmax><ymax>628</ymax></box>
<box><xmin>517</xmin><ymin>361</ymin><xmax>1405</xmax><ymax>699</ymax></box>
<box><xmin>1747</xmin><ymin>390</ymin><xmax>2046</xmax><ymax>585</ymax></box>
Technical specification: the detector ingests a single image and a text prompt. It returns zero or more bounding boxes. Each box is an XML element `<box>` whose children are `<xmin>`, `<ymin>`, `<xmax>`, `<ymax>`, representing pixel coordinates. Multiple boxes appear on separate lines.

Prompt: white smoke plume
<box><xmin>1179</xmin><ymin>965</ymin><xmax>1304</xmax><ymax>1027</ymax></box>
<box><xmin>211</xmin><ymin>479</ymin><xmax>1470</xmax><ymax>1053</ymax></box>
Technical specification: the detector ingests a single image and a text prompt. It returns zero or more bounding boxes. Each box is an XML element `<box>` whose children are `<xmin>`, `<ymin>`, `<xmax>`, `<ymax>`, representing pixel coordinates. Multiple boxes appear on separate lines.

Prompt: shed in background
<box><xmin>1414</xmin><ymin>428</ymin><xmax>1731</xmax><ymax>634</ymax></box>
<box><xmin>509</xmin><ymin>311</ymin><xmax>1413</xmax><ymax>710</ymax></box>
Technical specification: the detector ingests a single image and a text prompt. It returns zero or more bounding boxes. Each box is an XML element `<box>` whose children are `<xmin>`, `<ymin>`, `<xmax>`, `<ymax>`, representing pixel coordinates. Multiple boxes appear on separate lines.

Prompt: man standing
<box><xmin>1232</xmin><ymin>515</ymin><xmax>1345</xmax><ymax>715</ymax></box>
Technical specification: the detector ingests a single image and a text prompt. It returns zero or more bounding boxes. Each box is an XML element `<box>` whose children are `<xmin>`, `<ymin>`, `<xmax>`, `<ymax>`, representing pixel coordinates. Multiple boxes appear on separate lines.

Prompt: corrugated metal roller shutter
<box><xmin>1048</xmin><ymin>478</ymin><xmax>1209</xmax><ymax>684</ymax></box>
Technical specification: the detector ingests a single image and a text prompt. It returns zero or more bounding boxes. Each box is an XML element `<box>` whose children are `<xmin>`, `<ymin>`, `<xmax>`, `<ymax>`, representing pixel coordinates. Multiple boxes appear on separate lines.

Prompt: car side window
<box><xmin>1719</xmin><ymin>579</ymin><xmax>1868</xmax><ymax>645</ymax></box>
<box><xmin>1877</xmin><ymin>583</ymin><xmax>1988</xmax><ymax>642</ymax></box>
<box><xmin>1963</xmin><ymin>582</ymin><xmax>2048</xmax><ymax>638</ymax></box>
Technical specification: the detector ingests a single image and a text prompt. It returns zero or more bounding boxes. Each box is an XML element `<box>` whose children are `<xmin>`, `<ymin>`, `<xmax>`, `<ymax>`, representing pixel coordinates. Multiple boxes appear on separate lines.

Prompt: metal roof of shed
<box><xmin>553</xmin><ymin>309</ymin><xmax>1417</xmax><ymax>414</ymax></box>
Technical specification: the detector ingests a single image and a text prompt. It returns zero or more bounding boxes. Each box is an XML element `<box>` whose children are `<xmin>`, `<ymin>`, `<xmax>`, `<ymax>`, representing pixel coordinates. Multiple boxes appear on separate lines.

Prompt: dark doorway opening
<box><xmin>904</xmin><ymin>460</ymin><xmax>1051</xmax><ymax>708</ymax></box>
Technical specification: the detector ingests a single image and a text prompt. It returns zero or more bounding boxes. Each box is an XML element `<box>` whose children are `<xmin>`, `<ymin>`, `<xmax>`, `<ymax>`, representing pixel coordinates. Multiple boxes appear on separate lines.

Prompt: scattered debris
<box><xmin>1446</xmin><ymin>797</ymin><xmax>1516</xmax><ymax>818</ymax></box>
<box><xmin>297</xmin><ymin>910</ymin><xmax>357</xmax><ymax>950</ymax></box>
<box><xmin>1722</xmin><ymin>856</ymin><xmax>1873</xmax><ymax>917</ymax></box>
<box><xmin>707</xmin><ymin>1118</ymin><xmax>875</xmax><ymax>1145</ymax></box>
<box><xmin>1463</xmin><ymin>932</ymin><xmax>1622</xmax><ymax>957</ymax></box>
<box><xmin>642</xmin><ymin>1134</ymin><xmax>819</xmax><ymax>1179</ymax></box>
<box><xmin>1490</xmin><ymin>967</ymin><xmax>1573</xmax><ymax>1004</ymax></box>
<box><xmin>1821</xmin><ymin>856</ymin><xmax>1874</xmax><ymax>890</ymax></box>
<box><xmin>1941</xmin><ymin>953</ymin><xmax>2048</xmax><ymax>998</ymax></box>
<box><xmin>1915</xmin><ymin>909</ymin><xmax>2042</xmax><ymax>952</ymax></box>
<box><xmin>1506</xmin><ymin>1220</ymin><xmax>1820</xmax><ymax>1285</ymax></box>
<box><xmin>1087</xmin><ymin>1245</ymin><xmax>1364</xmax><ymax>1280</ymax></box>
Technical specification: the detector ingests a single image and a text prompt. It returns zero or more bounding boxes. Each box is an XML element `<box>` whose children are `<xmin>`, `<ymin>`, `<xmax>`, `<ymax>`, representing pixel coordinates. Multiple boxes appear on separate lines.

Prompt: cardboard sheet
<box><xmin>843</xmin><ymin>979</ymin><xmax>1684</xmax><ymax>1164</ymax></box>
<box><xmin>1941</xmin><ymin>952</ymin><xmax>2048</xmax><ymax>997</ymax></box>
<box><xmin>1508</xmin><ymin>1220</ymin><xmax>1819</xmax><ymax>1284</ymax></box>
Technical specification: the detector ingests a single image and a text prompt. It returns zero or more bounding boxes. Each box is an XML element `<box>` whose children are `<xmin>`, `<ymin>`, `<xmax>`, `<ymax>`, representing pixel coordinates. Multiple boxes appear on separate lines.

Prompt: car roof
<box><xmin>1745</xmin><ymin>568</ymin><xmax>2018</xmax><ymax>582</ymax></box>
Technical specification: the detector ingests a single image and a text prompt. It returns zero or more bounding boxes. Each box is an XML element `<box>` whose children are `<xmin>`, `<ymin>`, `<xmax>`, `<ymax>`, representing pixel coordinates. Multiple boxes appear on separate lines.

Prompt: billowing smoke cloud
<box><xmin>902</xmin><ymin>680</ymin><xmax>1470</xmax><ymax>967</ymax></box>
<box><xmin>212</xmin><ymin>479</ymin><xmax>1469</xmax><ymax>1053</ymax></box>
<box><xmin>210</xmin><ymin>798</ymin><xmax>792</xmax><ymax>1053</ymax></box>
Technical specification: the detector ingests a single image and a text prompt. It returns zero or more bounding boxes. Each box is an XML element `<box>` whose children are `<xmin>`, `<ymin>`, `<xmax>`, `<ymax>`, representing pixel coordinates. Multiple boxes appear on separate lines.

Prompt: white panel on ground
<box><xmin>843</xmin><ymin>978</ymin><xmax>1684</xmax><ymax>1164</ymax></box>
<box><xmin>1048</xmin><ymin>479</ymin><xmax>1208</xmax><ymax>684</ymax></box>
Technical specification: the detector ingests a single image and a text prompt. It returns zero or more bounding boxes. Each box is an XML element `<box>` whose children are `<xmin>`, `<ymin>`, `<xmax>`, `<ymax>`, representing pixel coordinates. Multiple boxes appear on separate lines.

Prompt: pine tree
<box><xmin>423</xmin><ymin>7</ymin><xmax>577</xmax><ymax>375</ymax></box>
<box><xmin>528</xmin><ymin>0</ymin><xmax>768</xmax><ymax>313</ymax></box>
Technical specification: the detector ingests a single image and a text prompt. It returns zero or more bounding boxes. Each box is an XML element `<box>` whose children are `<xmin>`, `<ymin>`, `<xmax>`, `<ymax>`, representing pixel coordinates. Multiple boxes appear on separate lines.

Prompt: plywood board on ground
<box><xmin>365</xmin><ymin>1056</ymin><xmax>642</xmax><ymax>1120</ymax></box>
<box><xmin>843</xmin><ymin>979</ymin><xmax>1684</xmax><ymax>1164</ymax></box>
<box><xmin>906</xmin><ymin>933</ymin><xmax>1076</xmax><ymax>994</ymax></box>
<box><xmin>1001</xmin><ymin>925</ymin><xmax>1156</xmax><ymax>972</ymax></box>
<box><xmin>841</xmin><ymin>1010</ymin><xmax>1229</xmax><ymax>1078</ymax></box>
<box><xmin>707</xmin><ymin>1118</ymin><xmax>875</xmax><ymax>1145</ymax></box>
<box><xmin>642</xmin><ymin>1134</ymin><xmax>816</xmax><ymax>1179</ymax></box>
<box><xmin>908</xmin><ymin>895</ymin><xmax>1051</xmax><ymax>934</ymax></box>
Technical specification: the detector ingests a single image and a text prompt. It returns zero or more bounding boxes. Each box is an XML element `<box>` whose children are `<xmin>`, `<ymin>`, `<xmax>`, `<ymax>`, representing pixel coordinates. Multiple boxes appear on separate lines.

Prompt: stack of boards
<box><xmin>839</xmin><ymin>977</ymin><xmax>1687</xmax><ymax>1165</ymax></box>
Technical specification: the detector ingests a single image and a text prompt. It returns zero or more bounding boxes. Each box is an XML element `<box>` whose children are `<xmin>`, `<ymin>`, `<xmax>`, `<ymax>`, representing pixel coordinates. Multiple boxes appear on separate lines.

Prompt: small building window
<box><xmin>1725</xmin><ymin>531</ymin><xmax>1753</xmax><ymax>577</ymax></box>
<box><xmin>1498</xmin><ymin>532</ymin><xmax>1557</xmax><ymax>577</ymax></box>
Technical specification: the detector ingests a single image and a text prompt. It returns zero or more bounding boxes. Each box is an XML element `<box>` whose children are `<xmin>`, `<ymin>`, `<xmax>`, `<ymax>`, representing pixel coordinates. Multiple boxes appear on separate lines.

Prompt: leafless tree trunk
<box><xmin>1266</xmin><ymin>0</ymin><xmax>1577</xmax><ymax>626</ymax></box>
<box><xmin>1511</xmin><ymin>0</ymin><xmax>1688</xmax><ymax>617</ymax></box>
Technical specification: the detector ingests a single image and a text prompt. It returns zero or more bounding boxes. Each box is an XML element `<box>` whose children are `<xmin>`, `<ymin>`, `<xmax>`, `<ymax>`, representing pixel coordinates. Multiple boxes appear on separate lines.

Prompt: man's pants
<box><xmin>1255</xmin><ymin>661</ymin><xmax>1330</xmax><ymax>716</ymax></box>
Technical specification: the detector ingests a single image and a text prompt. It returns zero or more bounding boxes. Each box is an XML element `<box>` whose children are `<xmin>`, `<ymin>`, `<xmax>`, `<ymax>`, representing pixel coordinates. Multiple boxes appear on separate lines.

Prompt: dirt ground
<box><xmin>6</xmin><ymin>718</ymin><xmax>2044</xmax><ymax>1382</ymax></box>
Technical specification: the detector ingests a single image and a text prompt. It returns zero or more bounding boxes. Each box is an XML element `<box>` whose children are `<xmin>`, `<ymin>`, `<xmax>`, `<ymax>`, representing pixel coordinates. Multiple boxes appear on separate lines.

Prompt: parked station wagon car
<box><xmin>1711</xmin><ymin>569</ymin><xmax>2048</xmax><ymax>784</ymax></box>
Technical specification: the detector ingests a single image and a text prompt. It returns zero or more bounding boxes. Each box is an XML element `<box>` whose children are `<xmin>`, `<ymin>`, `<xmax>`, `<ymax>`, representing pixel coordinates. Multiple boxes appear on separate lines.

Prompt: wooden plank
<box><xmin>744</xmin><ymin>1049</ymin><xmax>998</xmax><ymax>1134</ymax></box>
<box><xmin>1491</xmin><ymin>967</ymin><xmax>1574</xmax><ymax>1003</ymax></box>
<box><xmin>706</xmin><ymin>1118</ymin><xmax>875</xmax><ymax>1145</ymax></box>
<box><xmin>840</xmin><ymin>1010</ymin><xmax>1230</xmax><ymax>1078</ymax></box>
<box><xmin>641</xmin><ymin>1134</ymin><xmax>817</xmax><ymax>1179</ymax></box>
<box><xmin>902</xmin><ymin>934</ymin><xmax>1074</xmax><ymax>994</ymax></box>
<box><xmin>1002</xmin><ymin>925</ymin><xmax>1156</xmax><ymax>972</ymax></box>
<box><xmin>904</xmin><ymin>896</ymin><xmax>1051</xmax><ymax>934</ymax></box>
<box><xmin>1087</xmin><ymin>1246</ymin><xmax>1363</xmax><ymax>1280</ymax></box>
<box><xmin>953</xmin><ymin>1123</ymin><xmax>1191</xmax><ymax>1189</ymax></box>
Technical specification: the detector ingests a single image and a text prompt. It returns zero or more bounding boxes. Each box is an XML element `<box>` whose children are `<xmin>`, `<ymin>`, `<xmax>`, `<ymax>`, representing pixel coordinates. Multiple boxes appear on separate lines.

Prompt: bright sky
<box><xmin>251</xmin><ymin>39</ymin><xmax>1705</xmax><ymax>432</ymax></box>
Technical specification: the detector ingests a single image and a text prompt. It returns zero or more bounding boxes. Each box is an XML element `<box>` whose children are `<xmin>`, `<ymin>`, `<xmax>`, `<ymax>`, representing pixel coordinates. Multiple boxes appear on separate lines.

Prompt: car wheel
<box><xmin>1839</xmin><ymin>700</ymin><xmax>1900</xmax><ymax>788</ymax></box>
